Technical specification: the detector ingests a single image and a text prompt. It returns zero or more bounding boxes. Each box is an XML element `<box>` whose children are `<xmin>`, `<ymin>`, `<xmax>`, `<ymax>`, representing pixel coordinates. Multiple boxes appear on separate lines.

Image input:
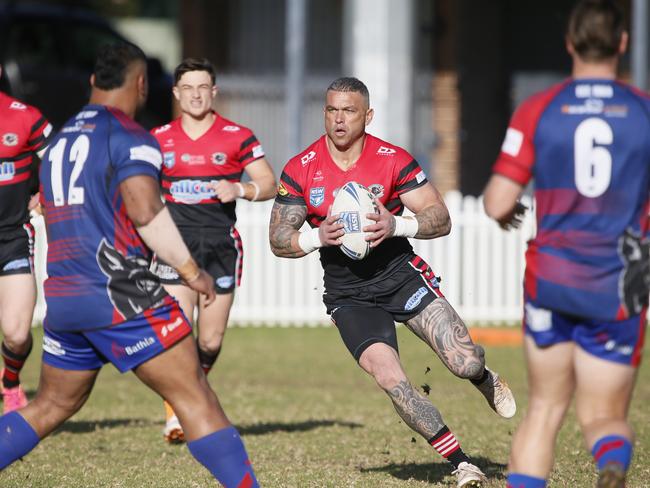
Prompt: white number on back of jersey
<box><xmin>49</xmin><ymin>135</ymin><xmax>90</xmax><ymax>207</ymax></box>
<box><xmin>574</xmin><ymin>117</ymin><xmax>613</xmax><ymax>198</ymax></box>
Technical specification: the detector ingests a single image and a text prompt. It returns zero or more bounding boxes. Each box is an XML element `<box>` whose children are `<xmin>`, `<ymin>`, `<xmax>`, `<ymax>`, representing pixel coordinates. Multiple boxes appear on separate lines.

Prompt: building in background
<box><xmin>6</xmin><ymin>0</ymin><xmax>646</xmax><ymax>195</ymax></box>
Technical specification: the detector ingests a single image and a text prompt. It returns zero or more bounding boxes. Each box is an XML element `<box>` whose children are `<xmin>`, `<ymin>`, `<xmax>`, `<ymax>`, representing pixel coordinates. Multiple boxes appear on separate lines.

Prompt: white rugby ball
<box><xmin>332</xmin><ymin>181</ymin><xmax>379</xmax><ymax>260</ymax></box>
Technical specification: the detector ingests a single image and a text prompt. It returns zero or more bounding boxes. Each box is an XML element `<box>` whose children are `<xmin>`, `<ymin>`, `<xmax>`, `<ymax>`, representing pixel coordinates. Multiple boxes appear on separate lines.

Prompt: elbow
<box><xmin>483</xmin><ymin>197</ymin><xmax>507</xmax><ymax>223</ymax></box>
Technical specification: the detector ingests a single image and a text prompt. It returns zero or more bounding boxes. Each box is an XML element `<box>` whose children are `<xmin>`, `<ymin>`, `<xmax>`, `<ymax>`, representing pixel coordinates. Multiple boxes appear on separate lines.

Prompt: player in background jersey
<box><xmin>484</xmin><ymin>2</ymin><xmax>649</xmax><ymax>487</ymax></box>
<box><xmin>0</xmin><ymin>43</ymin><xmax>259</xmax><ymax>487</ymax></box>
<box><xmin>270</xmin><ymin>77</ymin><xmax>517</xmax><ymax>488</ymax></box>
<box><xmin>150</xmin><ymin>58</ymin><xmax>276</xmax><ymax>443</ymax></box>
<box><xmin>0</xmin><ymin>65</ymin><xmax>53</xmax><ymax>413</ymax></box>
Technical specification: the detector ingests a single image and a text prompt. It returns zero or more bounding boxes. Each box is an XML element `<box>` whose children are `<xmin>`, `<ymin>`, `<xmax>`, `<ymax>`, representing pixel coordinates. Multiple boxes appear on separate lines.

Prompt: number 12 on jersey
<box><xmin>49</xmin><ymin>135</ymin><xmax>89</xmax><ymax>207</ymax></box>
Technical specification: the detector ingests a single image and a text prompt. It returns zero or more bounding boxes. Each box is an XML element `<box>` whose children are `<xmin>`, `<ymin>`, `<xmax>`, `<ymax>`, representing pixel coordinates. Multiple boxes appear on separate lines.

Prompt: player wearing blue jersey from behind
<box><xmin>484</xmin><ymin>1</ymin><xmax>649</xmax><ymax>487</ymax></box>
<box><xmin>0</xmin><ymin>43</ymin><xmax>258</xmax><ymax>487</ymax></box>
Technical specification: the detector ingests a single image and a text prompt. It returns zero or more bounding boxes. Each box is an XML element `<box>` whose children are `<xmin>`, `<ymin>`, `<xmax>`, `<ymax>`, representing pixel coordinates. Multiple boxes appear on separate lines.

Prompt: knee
<box><xmin>450</xmin><ymin>344</ymin><xmax>486</xmax><ymax>380</ymax></box>
<box><xmin>197</xmin><ymin>338</ymin><xmax>222</xmax><ymax>356</ymax></box>
<box><xmin>526</xmin><ymin>396</ymin><xmax>569</xmax><ymax>428</ymax></box>
<box><xmin>2</xmin><ymin>330</ymin><xmax>32</xmax><ymax>353</ymax></box>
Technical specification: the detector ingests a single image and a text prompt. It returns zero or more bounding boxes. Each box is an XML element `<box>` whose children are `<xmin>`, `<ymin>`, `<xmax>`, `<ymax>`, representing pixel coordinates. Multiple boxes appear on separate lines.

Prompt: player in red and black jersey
<box><xmin>151</xmin><ymin>58</ymin><xmax>276</xmax><ymax>443</ymax></box>
<box><xmin>0</xmin><ymin>65</ymin><xmax>53</xmax><ymax>413</ymax></box>
<box><xmin>270</xmin><ymin>77</ymin><xmax>515</xmax><ymax>486</ymax></box>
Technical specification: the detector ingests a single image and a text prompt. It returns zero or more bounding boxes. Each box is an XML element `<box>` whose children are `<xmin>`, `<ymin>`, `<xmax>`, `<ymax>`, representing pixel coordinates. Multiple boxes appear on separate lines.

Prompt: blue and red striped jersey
<box><xmin>494</xmin><ymin>79</ymin><xmax>650</xmax><ymax>321</ymax></box>
<box><xmin>39</xmin><ymin>105</ymin><xmax>169</xmax><ymax>331</ymax></box>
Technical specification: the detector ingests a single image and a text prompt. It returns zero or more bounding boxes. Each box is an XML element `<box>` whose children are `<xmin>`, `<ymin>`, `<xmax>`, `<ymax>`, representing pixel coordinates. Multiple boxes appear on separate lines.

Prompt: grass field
<box><xmin>2</xmin><ymin>326</ymin><xmax>649</xmax><ymax>487</ymax></box>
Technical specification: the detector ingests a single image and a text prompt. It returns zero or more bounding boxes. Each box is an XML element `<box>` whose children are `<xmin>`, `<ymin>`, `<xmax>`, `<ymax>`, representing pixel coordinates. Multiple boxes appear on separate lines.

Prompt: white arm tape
<box><xmin>136</xmin><ymin>206</ymin><xmax>193</xmax><ymax>269</ymax></box>
<box><xmin>250</xmin><ymin>181</ymin><xmax>261</xmax><ymax>201</ymax></box>
<box><xmin>393</xmin><ymin>216</ymin><xmax>419</xmax><ymax>238</ymax></box>
<box><xmin>298</xmin><ymin>227</ymin><xmax>323</xmax><ymax>254</ymax></box>
<box><xmin>235</xmin><ymin>182</ymin><xmax>245</xmax><ymax>198</ymax></box>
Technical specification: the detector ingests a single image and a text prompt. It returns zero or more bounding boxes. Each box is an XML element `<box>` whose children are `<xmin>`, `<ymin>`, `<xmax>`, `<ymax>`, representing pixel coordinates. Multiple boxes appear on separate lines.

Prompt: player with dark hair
<box><xmin>150</xmin><ymin>57</ymin><xmax>276</xmax><ymax>443</ymax></box>
<box><xmin>484</xmin><ymin>1</ymin><xmax>647</xmax><ymax>487</ymax></box>
<box><xmin>0</xmin><ymin>43</ymin><xmax>259</xmax><ymax>487</ymax></box>
<box><xmin>0</xmin><ymin>64</ymin><xmax>53</xmax><ymax>412</ymax></box>
<box><xmin>269</xmin><ymin>76</ymin><xmax>517</xmax><ymax>487</ymax></box>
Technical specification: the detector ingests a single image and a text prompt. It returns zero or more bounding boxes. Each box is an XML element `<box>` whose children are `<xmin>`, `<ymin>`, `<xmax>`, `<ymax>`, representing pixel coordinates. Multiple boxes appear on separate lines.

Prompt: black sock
<box><xmin>197</xmin><ymin>345</ymin><xmax>221</xmax><ymax>375</ymax></box>
<box><xmin>428</xmin><ymin>426</ymin><xmax>471</xmax><ymax>469</ymax></box>
<box><xmin>2</xmin><ymin>338</ymin><xmax>32</xmax><ymax>389</ymax></box>
<box><xmin>470</xmin><ymin>369</ymin><xmax>489</xmax><ymax>386</ymax></box>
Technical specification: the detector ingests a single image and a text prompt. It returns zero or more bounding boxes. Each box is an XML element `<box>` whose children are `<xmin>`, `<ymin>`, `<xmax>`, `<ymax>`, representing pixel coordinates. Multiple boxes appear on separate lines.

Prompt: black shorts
<box><xmin>323</xmin><ymin>254</ymin><xmax>444</xmax><ymax>361</ymax></box>
<box><xmin>151</xmin><ymin>226</ymin><xmax>243</xmax><ymax>294</ymax></box>
<box><xmin>0</xmin><ymin>223</ymin><xmax>34</xmax><ymax>276</ymax></box>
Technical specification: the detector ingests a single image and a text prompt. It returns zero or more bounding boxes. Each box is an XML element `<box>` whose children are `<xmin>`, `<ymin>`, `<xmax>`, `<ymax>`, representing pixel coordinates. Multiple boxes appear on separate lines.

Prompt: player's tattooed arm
<box><xmin>414</xmin><ymin>203</ymin><xmax>452</xmax><ymax>239</ymax></box>
<box><xmin>388</xmin><ymin>380</ymin><xmax>445</xmax><ymax>439</ymax></box>
<box><xmin>269</xmin><ymin>202</ymin><xmax>308</xmax><ymax>258</ymax></box>
<box><xmin>405</xmin><ymin>297</ymin><xmax>486</xmax><ymax>380</ymax></box>
<box><xmin>399</xmin><ymin>183</ymin><xmax>451</xmax><ymax>240</ymax></box>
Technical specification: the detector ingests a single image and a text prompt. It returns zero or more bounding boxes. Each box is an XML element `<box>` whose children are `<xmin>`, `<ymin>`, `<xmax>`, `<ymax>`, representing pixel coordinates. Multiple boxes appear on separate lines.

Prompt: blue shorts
<box><xmin>42</xmin><ymin>299</ymin><xmax>192</xmax><ymax>373</ymax></box>
<box><xmin>523</xmin><ymin>299</ymin><xmax>647</xmax><ymax>367</ymax></box>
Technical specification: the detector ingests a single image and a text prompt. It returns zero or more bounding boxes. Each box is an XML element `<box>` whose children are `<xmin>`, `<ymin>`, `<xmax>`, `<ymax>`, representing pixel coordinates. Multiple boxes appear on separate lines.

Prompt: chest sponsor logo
<box><xmin>170</xmin><ymin>179</ymin><xmax>217</xmax><ymax>203</ymax></box>
<box><xmin>9</xmin><ymin>101</ymin><xmax>26</xmax><ymax>111</ymax></box>
<box><xmin>163</xmin><ymin>151</ymin><xmax>175</xmax><ymax>169</ymax></box>
<box><xmin>181</xmin><ymin>153</ymin><xmax>206</xmax><ymax>165</ymax></box>
<box><xmin>211</xmin><ymin>152</ymin><xmax>227</xmax><ymax>165</ymax></box>
<box><xmin>2</xmin><ymin>133</ymin><xmax>18</xmax><ymax>146</ymax></box>
<box><xmin>154</xmin><ymin>124</ymin><xmax>172</xmax><ymax>134</ymax></box>
<box><xmin>277</xmin><ymin>182</ymin><xmax>289</xmax><ymax>197</ymax></box>
<box><xmin>368</xmin><ymin>184</ymin><xmax>384</xmax><ymax>198</ymax></box>
<box><xmin>222</xmin><ymin>125</ymin><xmax>240</xmax><ymax>132</ymax></box>
<box><xmin>0</xmin><ymin>162</ymin><xmax>15</xmax><ymax>181</ymax></box>
<box><xmin>405</xmin><ymin>287</ymin><xmax>429</xmax><ymax>311</ymax></box>
<box><xmin>252</xmin><ymin>145</ymin><xmax>265</xmax><ymax>158</ymax></box>
<box><xmin>339</xmin><ymin>211</ymin><xmax>361</xmax><ymax>233</ymax></box>
<box><xmin>162</xmin><ymin>138</ymin><xmax>174</xmax><ymax>148</ymax></box>
<box><xmin>312</xmin><ymin>170</ymin><xmax>324</xmax><ymax>182</ymax></box>
<box><xmin>161</xmin><ymin>317</ymin><xmax>184</xmax><ymax>337</ymax></box>
<box><xmin>377</xmin><ymin>146</ymin><xmax>396</xmax><ymax>155</ymax></box>
<box><xmin>216</xmin><ymin>275</ymin><xmax>235</xmax><ymax>289</ymax></box>
<box><xmin>301</xmin><ymin>150</ymin><xmax>316</xmax><ymax>166</ymax></box>
<box><xmin>309</xmin><ymin>186</ymin><xmax>325</xmax><ymax>207</ymax></box>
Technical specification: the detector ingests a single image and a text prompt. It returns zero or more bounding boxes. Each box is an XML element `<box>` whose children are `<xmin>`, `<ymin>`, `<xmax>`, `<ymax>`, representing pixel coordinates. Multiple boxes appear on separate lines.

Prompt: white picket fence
<box><xmin>32</xmin><ymin>191</ymin><xmax>535</xmax><ymax>327</ymax></box>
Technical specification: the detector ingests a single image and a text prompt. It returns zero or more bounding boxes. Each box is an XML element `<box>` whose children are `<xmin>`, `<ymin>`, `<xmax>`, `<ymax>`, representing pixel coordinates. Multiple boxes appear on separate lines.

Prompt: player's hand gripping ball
<box><xmin>331</xmin><ymin>181</ymin><xmax>379</xmax><ymax>260</ymax></box>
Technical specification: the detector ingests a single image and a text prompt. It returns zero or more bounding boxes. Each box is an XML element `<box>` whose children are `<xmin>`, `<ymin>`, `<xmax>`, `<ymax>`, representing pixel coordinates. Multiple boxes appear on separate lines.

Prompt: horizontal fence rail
<box><xmin>32</xmin><ymin>192</ymin><xmax>535</xmax><ymax>327</ymax></box>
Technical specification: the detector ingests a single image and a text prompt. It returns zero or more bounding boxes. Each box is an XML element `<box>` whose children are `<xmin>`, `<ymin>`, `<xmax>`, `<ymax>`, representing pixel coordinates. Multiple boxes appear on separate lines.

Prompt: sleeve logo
<box><xmin>277</xmin><ymin>182</ymin><xmax>289</xmax><ymax>196</ymax></box>
<box><xmin>2</xmin><ymin>133</ymin><xmax>18</xmax><ymax>146</ymax></box>
<box><xmin>501</xmin><ymin>128</ymin><xmax>524</xmax><ymax>157</ymax></box>
<box><xmin>252</xmin><ymin>145</ymin><xmax>265</xmax><ymax>158</ymax></box>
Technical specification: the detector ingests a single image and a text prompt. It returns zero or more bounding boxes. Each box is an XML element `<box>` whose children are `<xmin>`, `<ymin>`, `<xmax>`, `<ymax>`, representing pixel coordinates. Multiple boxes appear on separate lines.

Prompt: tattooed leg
<box><xmin>358</xmin><ymin>343</ymin><xmax>445</xmax><ymax>439</ymax></box>
<box><xmin>405</xmin><ymin>297</ymin><xmax>485</xmax><ymax>380</ymax></box>
<box><xmin>389</xmin><ymin>380</ymin><xmax>445</xmax><ymax>439</ymax></box>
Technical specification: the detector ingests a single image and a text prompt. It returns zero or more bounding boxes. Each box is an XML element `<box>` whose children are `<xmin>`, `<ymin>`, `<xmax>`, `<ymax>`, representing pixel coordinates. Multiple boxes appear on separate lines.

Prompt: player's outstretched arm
<box><xmin>483</xmin><ymin>174</ymin><xmax>526</xmax><ymax>230</ymax></box>
<box><xmin>120</xmin><ymin>175</ymin><xmax>216</xmax><ymax>304</ymax></box>
<box><xmin>269</xmin><ymin>202</ymin><xmax>344</xmax><ymax>258</ymax></box>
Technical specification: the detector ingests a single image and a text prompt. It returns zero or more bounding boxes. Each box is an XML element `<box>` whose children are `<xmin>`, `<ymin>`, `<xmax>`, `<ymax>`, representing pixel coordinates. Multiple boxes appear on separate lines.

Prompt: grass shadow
<box><xmin>360</xmin><ymin>456</ymin><xmax>506</xmax><ymax>483</ymax></box>
<box><xmin>54</xmin><ymin>418</ymin><xmax>158</xmax><ymax>435</ymax></box>
<box><xmin>237</xmin><ymin>419</ymin><xmax>363</xmax><ymax>436</ymax></box>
